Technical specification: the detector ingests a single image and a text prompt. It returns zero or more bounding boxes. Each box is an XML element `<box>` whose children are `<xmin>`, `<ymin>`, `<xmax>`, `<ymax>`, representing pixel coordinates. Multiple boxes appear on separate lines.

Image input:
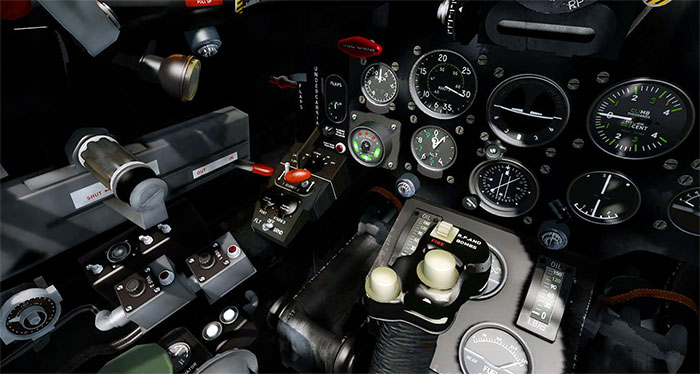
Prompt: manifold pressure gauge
<box><xmin>469</xmin><ymin>159</ymin><xmax>539</xmax><ymax>217</ymax></box>
<box><xmin>361</xmin><ymin>62</ymin><xmax>398</xmax><ymax>106</ymax></box>
<box><xmin>567</xmin><ymin>171</ymin><xmax>641</xmax><ymax>225</ymax></box>
<box><xmin>587</xmin><ymin>79</ymin><xmax>695</xmax><ymax>159</ymax></box>
<box><xmin>0</xmin><ymin>286</ymin><xmax>63</xmax><ymax>344</ymax></box>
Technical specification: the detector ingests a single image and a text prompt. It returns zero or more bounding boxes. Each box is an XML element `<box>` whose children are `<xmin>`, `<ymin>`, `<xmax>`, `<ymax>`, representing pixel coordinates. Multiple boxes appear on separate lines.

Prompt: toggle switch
<box><xmin>430</xmin><ymin>221</ymin><xmax>459</xmax><ymax>243</ymax></box>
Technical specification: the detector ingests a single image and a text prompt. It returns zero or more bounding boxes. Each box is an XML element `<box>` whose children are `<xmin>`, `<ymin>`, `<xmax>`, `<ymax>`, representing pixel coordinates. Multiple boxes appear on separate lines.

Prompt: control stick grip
<box><xmin>369</xmin><ymin>321</ymin><xmax>438</xmax><ymax>373</ymax></box>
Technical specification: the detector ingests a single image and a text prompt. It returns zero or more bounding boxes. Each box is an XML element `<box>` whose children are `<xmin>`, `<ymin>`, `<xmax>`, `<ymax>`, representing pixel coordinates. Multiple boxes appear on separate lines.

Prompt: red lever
<box><xmin>250</xmin><ymin>163</ymin><xmax>274</xmax><ymax>177</ymax></box>
<box><xmin>285</xmin><ymin>169</ymin><xmax>311</xmax><ymax>184</ymax></box>
<box><xmin>338</xmin><ymin>36</ymin><xmax>382</xmax><ymax>58</ymax></box>
<box><xmin>269</xmin><ymin>75</ymin><xmax>299</xmax><ymax>89</ymax></box>
<box><xmin>1</xmin><ymin>0</ymin><xmax>32</xmax><ymax>20</ymax></box>
<box><xmin>185</xmin><ymin>0</ymin><xmax>223</xmax><ymax>7</ymax></box>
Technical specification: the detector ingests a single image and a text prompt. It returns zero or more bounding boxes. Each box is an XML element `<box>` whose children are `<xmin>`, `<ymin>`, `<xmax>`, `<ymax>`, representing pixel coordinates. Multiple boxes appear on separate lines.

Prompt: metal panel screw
<box><xmin>405</xmin><ymin>163</ymin><xmax>413</xmax><ymax>171</ymax></box>
<box><xmin>410</xmin><ymin>115</ymin><xmax>418</xmax><ymax>124</ymax></box>
<box><xmin>540</xmin><ymin>165</ymin><xmax>551</xmax><ymax>175</ymax></box>
<box><xmin>188</xmin><ymin>258</ymin><xmax>195</xmax><ymax>264</ymax></box>
<box><xmin>388</xmin><ymin>102</ymin><xmax>396</xmax><ymax>111</ymax></box>
<box><xmin>494</xmin><ymin>67</ymin><xmax>504</xmax><ymax>78</ymax></box>
<box><xmin>116</xmin><ymin>284</ymin><xmax>124</xmax><ymax>291</ymax></box>
<box><xmin>199</xmin><ymin>276</ymin><xmax>206</xmax><ymax>282</ymax></box>
<box><xmin>359</xmin><ymin>58</ymin><xmax>367</xmax><ymax>66</ymax></box>
<box><xmin>523</xmin><ymin>216</ymin><xmax>533</xmax><ymax>225</ymax></box>
<box><xmin>391</xmin><ymin>124</ymin><xmax>397</xmax><ymax>131</ymax></box>
<box><xmin>477</xmin><ymin>54</ymin><xmax>488</xmax><ymax>65</ymax></box>
<box><xmin>596</xmin><ymin>71</ymin><xmax>610</xmax><ymax>84</ymax></box>
<box><xmin>476</xmin><ymin>148</ymin><xmax>485</xmax><ymax>157</ymax></box>
<box><xmin>153</xmin><ymin>287</ymin><xmax>161</xmax><ymax>293</ymax></box>
<box><xmin>446</xmin><ymin>176</ymin><xmax>455</xmax><ymax>184</ymax></box>
<box><xmin>466</xmin><ymin>114</ymin><xmax>476</xmax><ymax>125</ymax></box>
<box><xmin>480</xmin><ymin>132</ymin><xmax>490</xmax><ymax>141</ymax></box>
<box><xmin>413</xmin><ymin>46</ymin><xmax>422</xmax><ymax>56</ymax></box>
<box><xmin>691</xmin><ymin>159</ymin><xmax>700</xmax><ymax>170</ymax></box>
<box><xmin>545</xmin><ymin>148</ymin><xmax>556</xmax><ymax>158</ymax></box>
<box><xmin>652</xmin><ymin>220</ymin><xmax>667</xmax><ymax>230</ymax></box>
<box><xmin>391</xmin><ymin>62</ymin><xmax>400</xmax><ymax>71</ymax></box>
<box><xmin>387</xmin><ymin>162</ymin><xmax>394</xmax><ymax>169</ymax></box>
<box><xmin>663</xmin><ymin>159</ymin><xmax>678</xmax><ymax>170</ymax></box>
<box><xmin>358</xmin><ymin>96</ymin><xmax>366</xmax><ymax>104</ymax></box>
<box><xmin>125</xmin><ymin>306</ymin><xmax>133</xmax><ymax>312</ymax></box>
<box><xmin>678</xmin><ymin>175</ymin><xmax>693</xmax><ymax>186</ymax></box>
<box><xmin>351</xmin><ymin>113</ymin><xmax>358</xmax><ymax>121</ymax></box>
<box><xmin>408</xmin><ymin>102</ymin><xmax>416</xmax><ymax>111</ymax></box>
<box><xmin>567</xmin><ymin>79</ymin><xmax>580</xmax><ymax>90</ymax></box>
<box><xmin>455</xmin><ymin>126</ymin><xmax>465</xmax><ymax>135</ymax></box>
<box><xmin>572</xmin><ymin>138</ymin><xmax>585</xmax><ymax>149</ymax></box>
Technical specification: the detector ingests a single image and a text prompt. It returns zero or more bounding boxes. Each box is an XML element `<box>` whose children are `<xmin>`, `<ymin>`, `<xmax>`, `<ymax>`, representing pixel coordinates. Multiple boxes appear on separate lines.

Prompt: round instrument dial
<box><xmin>459</xmin><ymin>322</ymin><xmax>533</xmax><ymax>374</ymax></box>
<box><xmin>487</xmin><ymin>74</ymin><xmax>570</xmax><ymax>147</ymax></box>
<box><xmin>411</xmin><ymin>126</ymin><xmax>457</xmax><ymax>171</ymax></box>
<box><xmin>349</xmin><ymin>126</ymin><xmax>385</xmax><ymax>167</ymax></box>
<box><xmin>567</xmin><ymin>171</ymin><xmax>641</xmax><ymax>225</ymax></box>
<box><xmin>361</xmin><ymin>63</ymin><xmax>398</xmax><ymax>105</ymax></box>
<box><xmin>4</xmin><ymin>297</ymin><xmax>57</xmax><ymax>336</ymax></box>
<box><xmin>409</xmin><ymin>49</ymin><xmax>477</xmax><ymax>119</ymax></box>
<box><xmin>167</xmin><ymin>342</ymin><xmax>192</xmax><ymax>372</ymax></box>
<box><xmin>469</xmin><ymin>159</ymin><xmax>539</xmax><ymax>217</ymax></box>
<box><xmin>587</xmin><ymin>79</ymin><xmax>695</xmax><ymax>159</ymax></box>
<box><xmin>668</xmin><ymin>187</ymin><xmax>700</xmax><ymax>236</ymax></box>
<box><xmin>471</xmin><ymin>245</ymin><xmax>506</xmax><ymax>300</ymax></box>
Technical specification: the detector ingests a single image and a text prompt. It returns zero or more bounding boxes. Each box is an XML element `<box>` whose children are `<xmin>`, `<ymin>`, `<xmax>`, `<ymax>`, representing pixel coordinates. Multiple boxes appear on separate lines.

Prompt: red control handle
<box><xmin>285</xmin><ymin>169</ymin><xmax>311</xmax><ymax>184</ymax></box>
<box><xmin>251</xmin><ymin>163</ymin><xmax>275</xmax><ymax>177</ymax></box>
<box><xmin>337</xmin><ymin>36</ymin><xmax>382</xmax><ymax>58</ymax></box>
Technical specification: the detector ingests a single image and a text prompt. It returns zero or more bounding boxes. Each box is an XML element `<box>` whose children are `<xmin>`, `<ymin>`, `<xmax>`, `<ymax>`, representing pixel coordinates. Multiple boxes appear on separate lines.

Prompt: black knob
<box><xmin>361</xmin><ymin>140</ymin><xmax>372</xmax><ymax>152</ymax></box>
<box><xmin>198</xmin><ymin>252</ymin><xmax>215</xmax><ymax>269</ymax></box>
<box><xmin>125</xmin><ymin>278</ymin><xmax>146</xmax><ymax>297</ymax></box>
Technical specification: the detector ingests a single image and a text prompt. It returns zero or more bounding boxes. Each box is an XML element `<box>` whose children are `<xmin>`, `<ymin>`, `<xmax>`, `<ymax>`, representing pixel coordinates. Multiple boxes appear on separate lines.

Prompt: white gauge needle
<box><xmin>672</xmin><ymin>204</ymin><xmax>700</xmax><ymax>215</ymax></box>
<box><xmin>490</xmin><ymin>177</ymin><xmax>521</xmax><ymax>193</ymax></box>
<box><xmin>440</xmin><ymin>85</ymin><xmax>466</xmax><ymax>97</ymax></box>
<box><xmin>494</xmin><ymin>105</ymin><xmax>562</xmax><ymax>120</ymax></box>
<box><xmin>597</xmin><ymin>111</ymin><xmax>633</xmax><ymax>121</ymax></box>
<box><xmin>498</xmin><ymin>362</ymin><xmax>521</xmax><ymax>370</ymax></box>
<box><xmin>600</xmin><ymin>174</ymin><xmax>612</xmax><ymax>194</ymax></box>
<box><xmin>432</xmin><ymin>136</ymin><xmax>447</xmax><ymax>149</ymax></box>
<box><xmin>592</xmin><ymin>199</ymin><xmax>601</xmax><ymax>216</ymax></box>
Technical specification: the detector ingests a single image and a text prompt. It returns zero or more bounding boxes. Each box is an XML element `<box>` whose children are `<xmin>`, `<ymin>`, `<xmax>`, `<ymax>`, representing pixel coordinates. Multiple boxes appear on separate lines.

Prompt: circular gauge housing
<box><xmin>567</xmin><ymin>171</ymin><xmax>641</xmax><ymax>225</ymax></box>
<box><xmin>361</xmin><ymin>63</ymin><xmax>398</xmax><ymax>105</ymax></box>
<box><xmin>167</xmin><ymin>342</ymin><xmax>192</xmax><ymax>372</ymax></box>
<box><xmin>409</xmin><ymin>49</ymin><xmax>477</xmax><ymax>119</ymax></box>
<box><xmin>487</xmin><ymin>74</ymin><xmax>570</xmax><ymax>147</ymax></box>
<box><xmin>411</xmin><ymin>126</ymin><xmax>458</xmax><ymax>171</ymax></box>
<box><xmin>469</xmin><ymin>159</ymin><xmax>539</xmax><ymax>217</ymax></box>
<box><xmin>4</xmin><ymin>297</ymin><xmax>58</xmax><ymax>337</ymax></box>
<box><xmin>106</xmin><ymin>241</ymin><xmax>131</xmax><ymax>263</ymax></box>
<box><xmin>459</xmin><ymin>322</ymin><xmax>533</xmax><ymax>374</ymax></box>
<box><xmin>587</xmin><ymin>79</ymin><xmax>695</xmax><ymax>160</ymax></box>
<box><xmin>349</xmin><ymin>126</ymin><xmax>386</xmax><ymax>167</ymax></box>
<box><xmin>668</xmin><ymin>187</ymin><xmax>700</xmax><ymax>236</ymax></box>
<box><xmin>471</xmin><ymin>245</ymin><xmax>507</xmax><ymax>300</ymax></box>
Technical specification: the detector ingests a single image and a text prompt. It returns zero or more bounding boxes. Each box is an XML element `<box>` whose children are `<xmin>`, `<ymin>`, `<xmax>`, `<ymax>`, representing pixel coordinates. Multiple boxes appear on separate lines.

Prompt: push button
<box><xmin>430</xmin><ymin>221</ymin><xmax>459</xmax><ymax>243</ymax></box>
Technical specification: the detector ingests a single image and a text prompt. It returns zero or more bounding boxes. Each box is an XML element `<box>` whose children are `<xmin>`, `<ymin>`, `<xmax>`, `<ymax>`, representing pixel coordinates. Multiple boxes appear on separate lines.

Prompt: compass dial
<box><xmin>469</xmin><ymin>159</ymin><xmax>539</xmax><ymax>217</ymax></box>
<box><xmin>587</xmin><ymin>79</ymin><xmax>695</xmax><ymax>159</ymax></box>
<box><xmin>567</xmin><ymin>171</ymin><xmax>641</xmax><ymax>225</ymax></box>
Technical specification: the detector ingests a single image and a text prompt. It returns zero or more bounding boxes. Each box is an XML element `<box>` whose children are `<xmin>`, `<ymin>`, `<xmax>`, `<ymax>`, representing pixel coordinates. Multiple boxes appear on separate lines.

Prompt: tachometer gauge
<box><xmin>349</xmin><ymin>126</ymin><xmax>385</xmax><ymax>167</ymax></box>
<box><xmin>459</xmin><ymin>322</ymin><xmax>533</xmax><ymax>374</ymax></box>
<box><xmin>469</xmin><ymin>159</ymin><xmax>539</xmax><ymax>217</ymax></box>
<box><xmin>409</xmin><ymin>49</ymin><xmax>477</xmax><ymax>119</ymax></box>
<box><xmin>587</xmin><ymin>79</ymin><xmax>695</xmax><ymax>159</ymax></box>
<box><xmin>567</xmin><ymin>171</ymin><xmax>641</xmax><ymax>225</ymax></box>
<box><xmin>668</xmin><ymin>187</ymin><xmax>700</xmax><ymax>236</ymax></box>
<box><xmin>361</xmin><ymin>62</ymin><xmax>398</xmax><ymax>105</ymax></box>
<box><xmin>487</xmin><ymin>74</ymin><xmax>569</xmax><ymax>147</ymax></box>
<box><xmin>411</xmin><ymin>126</ymin><xmax>457</xmax><ymax>171</ymax></box>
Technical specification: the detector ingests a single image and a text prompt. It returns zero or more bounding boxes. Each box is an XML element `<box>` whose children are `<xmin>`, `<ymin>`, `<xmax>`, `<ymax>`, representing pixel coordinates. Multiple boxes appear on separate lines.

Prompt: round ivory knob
<box><xmin>366</xmin><ymin>267</ymin><xmax>401</xmax><ymax>302</ymax></box>
<box><xmin>417</xmin><ymin>249</ymin><xmax>459</xmax><ymax>290</ymax></box>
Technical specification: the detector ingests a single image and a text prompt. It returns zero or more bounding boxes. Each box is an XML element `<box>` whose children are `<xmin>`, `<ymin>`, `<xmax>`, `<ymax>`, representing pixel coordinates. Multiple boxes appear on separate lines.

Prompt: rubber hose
<box><xmin>369</xmin><ymin>321</ymin><xmax>438</xmax><ymax>374</ymax></box>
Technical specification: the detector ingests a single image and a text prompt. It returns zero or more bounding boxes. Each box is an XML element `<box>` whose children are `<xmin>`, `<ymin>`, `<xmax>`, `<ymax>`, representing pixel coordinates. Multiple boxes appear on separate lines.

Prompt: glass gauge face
<box><xmin>487</xmin><ymin>74</ymin><xmax>569</xmax><ymax>147</ymax></box>
<box><xmin>409</xmin><ymin>49</ymin><xmax>477</xmax><ymax>119</ymax></box>
<box><xmin>325</xmin><ymin>74</ymin><xmax>347</xmax><ymax>123</ymax></box>
<box><xmin>587</xmin><ymin>79</ymin><xmax>695</xmax><ymax>159</ymax></box>
<box><xmin>567</xmin><ymin>171</ymin><xmax>641</xmax><ymax>225</ymax></box>
<box><xmin>167</xmin><ymin>342</ymin><xmax>192</xmax><ymax>372</ymax></box>
<box><xmin>459</xmin><ymin>323</ymin><xmax>533</xmax><ymax>374</ymax></box>
<box><xmin>471</xmin><ymin>245</ymin><xmax>506</xmax><ymax>300</ymax></box>
<box><xmin>411</xmin><ymin>126</ymin><xmax>457</xmax><ymax>171</ymax></box>
<box><xmin>469</xmin><ymin>159</ymin><xmax>539</xmax><ymax>217</ymax></box>
<box><xmin>668</xmin><ymin>187</ymin><xmax>700</xmax><ymax>236</ymax></box>
<box><xmin>349</xmin><ymin>126</ymin><xmax>385</xmax><ymax>167</ymax></box>
<box><xmin>361</xmin><ymin>63</ymin><xmax>398</xmax><ymax>105</ymax></box>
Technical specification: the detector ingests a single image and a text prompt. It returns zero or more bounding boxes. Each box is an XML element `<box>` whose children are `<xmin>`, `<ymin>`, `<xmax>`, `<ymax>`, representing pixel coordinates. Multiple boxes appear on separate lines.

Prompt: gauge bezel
<box><xmin>325</xmin><ymin>74</ymin><xmax>347</xmax><ymax>124</ymax></box>
<box><xmin>667</xmin><ymin>187</ymin><xmax>700</xmax><ymax>236</ymax></box>
<box><xmin>586</xmin><ymin>78</ymin><xmax>696</xmax><ymax>160</ymax></box>
<box><xmin>409</xmin><ymin>49</ymin><xmax>478</xmax><ymax>120</ymax></box>
<box><xmin>348</xmin><ymin>125</ymin><xmax>386</xmax><ymax>167</ymax></box>
<box><xmin>167</xmin><ymin>341</ymin><xmax>192</xmax><ymax>371</ymax></box>
<box><xmin>361</xmin><ymin>62</ymin><xmax>399</xmax><ymax>106</ymax></box>
<box><xmin>470</xmin><ymin>244</ymin><xmax>507</xmax><ymax>300</ymax></box>
<box><xmin>410</xmin><ymin>125</ymin><xmax>458</xmax><ymax>172</ymax></box>
<box><xmin>468</xmin><ymin>158</ymin><xmax>540</xmax><ymax>217</ymax></box>
<box><xmin>566</xmin><ymin>170</ymin><xmax>641</xmax><ymax>225</ymax></box>
<box><xmin>458</xmin><ymin>322</ymin><xmax>534</xmax><ymax>374</ymax></box>
<box><xmin>487</xmin><ymin>74</ymin><xmax>570</xmax><ymax>147</ymax></box>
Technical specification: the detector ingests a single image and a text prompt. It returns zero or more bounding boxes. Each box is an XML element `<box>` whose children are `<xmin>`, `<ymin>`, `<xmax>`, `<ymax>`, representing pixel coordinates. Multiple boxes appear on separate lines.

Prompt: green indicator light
<box><xmin>659</xmin><ymin>90</ymin><xmax>667</xmax><ymax>98</ymax></box>
<box><xmin>374</xmin><ymin>148</ymin><xmax>381</xmax><ymax>158</ymax></box>
<box><xmin>609</xmin><ymin>139</ymin><xmax>616</xmax><ymax>145</ymax></box>
<box><xmin>353</xmin><ymin>141</ymin><xmax>359</xmax><ymax>152</ymax></box>
<box><xmin>361</xmin><ymin>155</ymin><xmax>371</xmax><ymax>162</ymax></box>
<box><xmin>671</xmin><ymin>107</ymin><xmax>683</xmax><ymax>112</ymax></box>
<box><xmin>596</xmin><ymin>125</ymin><xmax>606</xmax><ymax>129</ymax></box>
<box><xmin>659</xmin><ymin>137</ymin><xmax>668</xmax><ymax>143</ymax></box>
<box><xmin>607</xmin><ymin>97</ymin><xmax>616</xmax><ymax>104</ymax></box>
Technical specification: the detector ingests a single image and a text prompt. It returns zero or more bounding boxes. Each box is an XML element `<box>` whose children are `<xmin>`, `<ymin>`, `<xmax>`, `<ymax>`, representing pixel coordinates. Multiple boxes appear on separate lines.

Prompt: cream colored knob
<box><xmin>417</xmin><ymin>249</ymin><xmax>459</xmax><ymax>290</ymax></box>
<box><xmin>365</xmin><ymin>267</ymin><xmax>401</xmax><ymax>302</ymax></box>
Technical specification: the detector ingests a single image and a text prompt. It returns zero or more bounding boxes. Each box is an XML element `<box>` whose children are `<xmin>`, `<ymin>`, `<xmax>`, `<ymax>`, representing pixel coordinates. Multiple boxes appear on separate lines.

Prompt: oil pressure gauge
<box><xmin>567</xmin><ymin>171</ymin><xmax>641</xmax><ymax>225</ymax></box>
